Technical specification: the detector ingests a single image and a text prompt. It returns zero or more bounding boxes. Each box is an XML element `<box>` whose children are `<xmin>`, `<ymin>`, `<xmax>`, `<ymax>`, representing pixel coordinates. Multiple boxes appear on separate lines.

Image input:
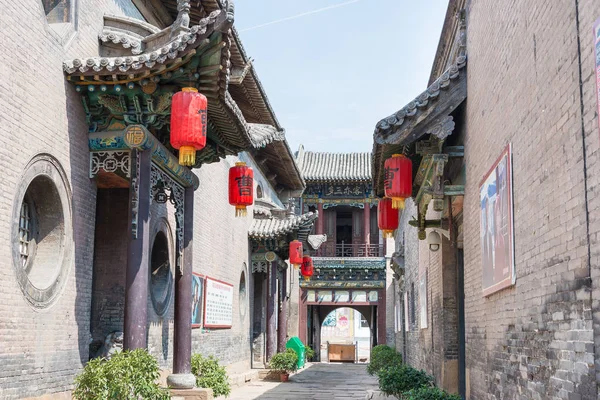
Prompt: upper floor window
<box><xmin>256</xmin><ymin>184</ymin><xmax>263</xmax><ymax>199</ymax></box>
<box><xmin>42</xmin><ymin>0</ymin><xmax>71</xmax><ymax>23</ymax></box>
<box><xmin>41</xmin><ymin>0</ymin><xmax>77</xmax><ymax>45</ymax></box>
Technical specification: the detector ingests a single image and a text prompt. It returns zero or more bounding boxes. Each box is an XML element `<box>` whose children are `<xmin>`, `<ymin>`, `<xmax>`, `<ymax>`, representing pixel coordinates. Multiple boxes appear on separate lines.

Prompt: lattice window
<box><xmin>19</xmin><ymin>201</ymin><xmax>31</xmax><ymax>267</ymax></box>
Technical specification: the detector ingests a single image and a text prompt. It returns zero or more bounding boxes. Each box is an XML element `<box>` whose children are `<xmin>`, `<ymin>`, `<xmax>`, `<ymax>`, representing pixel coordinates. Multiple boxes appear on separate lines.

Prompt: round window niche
<box><xmin>12</xmin><ymin>155</ymin><xmax>73</xmax><ymax>308</ymax></box>
<box><xmin>150</xmin><ymin>227</ymin><xmax>173</xmax><ymax>316</ymax></box>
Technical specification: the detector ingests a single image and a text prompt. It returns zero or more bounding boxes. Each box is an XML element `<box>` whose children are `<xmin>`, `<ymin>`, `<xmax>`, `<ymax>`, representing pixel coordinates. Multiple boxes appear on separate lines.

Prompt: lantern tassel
<box><xmin>382</xmin><ymin>229</ymin><xmax>396</xmax><ymax>239</ymax></box>
<box><xmin>303</xmin><ymin>276</ymin><xmax>311</xmax><ymax>282</ymax></box>
<box><xmin>392</xmin><ymin>198</ymin><xmax>405</xmax><ymax>210</ymax></box>
<box><xmin>293</xmin><ymin>264</ymin><xmax>299</xmax><ymax>270</ymax></box>
<box><xmin>235</xmin><ymin>205</ymin><xmax>247</xmax><ymax>217</ymax></box>
<box><xmin>178</xmin><ymin>146</ymin><xmax>196</xmax><ymax>166</ymax></box>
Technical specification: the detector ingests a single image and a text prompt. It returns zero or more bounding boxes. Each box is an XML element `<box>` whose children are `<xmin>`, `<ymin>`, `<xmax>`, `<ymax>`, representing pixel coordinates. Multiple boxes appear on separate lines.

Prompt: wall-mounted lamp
<box><xmin>427</xmin><ymin>230</ymin><xmax>441</xmax><ymax>252</ymax></box>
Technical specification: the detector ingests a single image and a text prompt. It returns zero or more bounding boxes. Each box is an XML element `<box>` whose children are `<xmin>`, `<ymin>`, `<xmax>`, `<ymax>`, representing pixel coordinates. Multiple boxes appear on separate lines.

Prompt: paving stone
<box><xmin>221</xmin><ymin>363</ymin><xmax>379</xmax><ymax>400</ymax></box>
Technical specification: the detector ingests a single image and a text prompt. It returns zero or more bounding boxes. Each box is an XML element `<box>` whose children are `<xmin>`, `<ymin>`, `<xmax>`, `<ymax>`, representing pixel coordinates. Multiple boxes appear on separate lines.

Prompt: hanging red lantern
<box><xmin>229</xmin><ymin>162</ymin><xmax>254</xmax><ymax>217</ymax></box>
<box><xmin>289</xmin><ymin>240</ymin><xmax>303</xmax><ymax>269</ymax></box>
<box><xmin>378</xmin><ymin>197</ymin><xmax>399</xmax><ymax>239</ymax></box>
<box><xmin>384</xmin><ymin>154</ymin><xmax>412</xmax><ymax>209</ymax></box>
<box><xmin>170</xmin><ymin>87</ymin><xmax>208</xmax><ymax>166</ymax></box>
<box><xmin>301</xmin><ymin>256</ymin><xmax>314</xmax><ymax>281</ymax></box>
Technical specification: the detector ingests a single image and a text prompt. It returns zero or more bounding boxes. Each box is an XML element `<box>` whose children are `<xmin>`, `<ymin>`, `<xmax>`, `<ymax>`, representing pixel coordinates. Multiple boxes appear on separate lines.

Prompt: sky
<box><xmin>235</xmin><ymin>0</ymin><xmax>449</xmax><ymax>154</ymax></box>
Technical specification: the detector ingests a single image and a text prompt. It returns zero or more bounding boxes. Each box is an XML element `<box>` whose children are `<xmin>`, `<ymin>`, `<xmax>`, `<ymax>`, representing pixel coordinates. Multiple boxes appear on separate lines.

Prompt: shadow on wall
<box><xmin>64</xmin><ymin>79</ymin><xmax>98</xmax><ymax>368</ymax></box>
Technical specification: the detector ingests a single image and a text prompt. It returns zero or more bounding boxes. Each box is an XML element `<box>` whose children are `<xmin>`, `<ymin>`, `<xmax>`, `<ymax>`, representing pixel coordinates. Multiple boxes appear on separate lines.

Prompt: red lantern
<box><xmin>170</xmin><ymin>87</ymin><xmax>208</xmax><ymax>166</ymax></box>
<box><xmin>301</xmin><ymin>256</ymin><xmax>314</xmax><ymax>281</ymax></box>
<box><xmin>384</xmin><ymin>154</ymin><xmax>412</xmax><ymax>209</ymax></box>
<box><xmin>229</xmin><ymin>162</ymin><xmax>254</xmax><ymax>217</ymax></box>
<box><xmin>378</xmin><ymin>197</ymin><xmax>399</xmax><ymax>239</ymax></box>
<box><xmin>289</xmin><ymin>240</ymin><xmax>303</xmax><ymax>269</ymax></box>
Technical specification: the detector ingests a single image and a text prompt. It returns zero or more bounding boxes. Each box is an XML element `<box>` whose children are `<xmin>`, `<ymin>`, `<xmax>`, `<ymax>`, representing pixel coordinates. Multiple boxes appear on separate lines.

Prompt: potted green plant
<box><xmin>269</xmin><ymin>349</ymin><xmax>299</xmax><ymax>382</ymax></box>
<box><xmin>305</xmin><ymin>345</ymin><xmax>315</xmax><ymax>362</ymax></box>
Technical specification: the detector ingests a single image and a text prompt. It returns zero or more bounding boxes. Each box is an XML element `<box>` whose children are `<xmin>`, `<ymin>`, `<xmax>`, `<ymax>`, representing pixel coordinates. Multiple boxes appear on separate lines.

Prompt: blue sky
<box><xmin>235</xmin><ymin>0</ymin><xmax>449</xmax><ymax>154</ymax></box>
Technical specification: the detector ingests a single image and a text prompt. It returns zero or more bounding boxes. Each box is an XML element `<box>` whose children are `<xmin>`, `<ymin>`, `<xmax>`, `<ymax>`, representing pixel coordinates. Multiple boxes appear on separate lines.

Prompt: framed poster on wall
<box><xmin>203</xmin><ymin>277</ymin><xmax>234</xmax><ymax>328</ymax></box>
<box><xmin>191</xmin><ymin>273</ymin><xmax>204</xmax><ymax>328</ymax></box>
<box><xmin>480</xmin><ymin>144</ymin><xmax>515</xmax><ymax>296</ymax></box>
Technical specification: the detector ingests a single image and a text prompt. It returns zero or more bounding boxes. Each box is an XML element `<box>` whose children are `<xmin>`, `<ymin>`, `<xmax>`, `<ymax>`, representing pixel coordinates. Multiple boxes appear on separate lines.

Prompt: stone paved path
<box><xmin>222</xmin><ymin>363</ymin><xmax>379</xmax><ymax>400</ymax></box>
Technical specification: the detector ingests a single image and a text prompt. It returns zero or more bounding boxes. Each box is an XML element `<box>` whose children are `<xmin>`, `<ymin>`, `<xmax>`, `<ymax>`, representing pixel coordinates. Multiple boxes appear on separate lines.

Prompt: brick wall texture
<box><xmin>0</xmin><ymin>1</ymin><xmax>300</xmax><ymax>398</ymax></box>
<box><xmin>0</xmin><ymin>0</ymin><xmax>139</xmax><ymax>397</ymax></box>
<box><xmin>395</xmin><ymin>1</ymin><xmax>600</xmax><ymax>399</ymax></box>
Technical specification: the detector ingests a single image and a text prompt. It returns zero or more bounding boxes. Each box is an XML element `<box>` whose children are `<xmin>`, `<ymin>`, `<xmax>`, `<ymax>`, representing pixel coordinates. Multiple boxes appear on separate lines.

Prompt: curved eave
<box><xmin>248</xmin><ymin>212</ymin><xmax>318</xmax><ymax>241</ymax></box>
<box><xmin>372</xmin><ymin>57</ymin><xmax>467</xmax><ymax>196</ymax></box>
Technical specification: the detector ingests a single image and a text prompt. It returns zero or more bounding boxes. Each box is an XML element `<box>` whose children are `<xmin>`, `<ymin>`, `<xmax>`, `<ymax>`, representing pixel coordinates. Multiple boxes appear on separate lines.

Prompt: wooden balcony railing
<box><xmin>315</xmin><ymin>243</ymin><xmax>384</xmax><ymax>258</ymax></box>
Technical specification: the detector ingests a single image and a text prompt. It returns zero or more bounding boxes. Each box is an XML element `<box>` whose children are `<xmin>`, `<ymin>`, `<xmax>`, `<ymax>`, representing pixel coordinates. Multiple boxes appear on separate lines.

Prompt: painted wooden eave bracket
<box><xmin>411</xmin><ymin>152</ymin><xmax>465</xmax><ymax>240</ymax></box>
<box><xmin>89</xmin><ymin>125</ymin><xmax>199</xmax><ymax>189</ymax></box>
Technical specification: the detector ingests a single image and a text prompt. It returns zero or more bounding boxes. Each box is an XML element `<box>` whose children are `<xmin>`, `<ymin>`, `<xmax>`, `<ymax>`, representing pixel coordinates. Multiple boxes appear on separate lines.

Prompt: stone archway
<box><xmin>318</xmin><ymin>306</ymin><xmax>374</xmax><ymax>363</ymax></box>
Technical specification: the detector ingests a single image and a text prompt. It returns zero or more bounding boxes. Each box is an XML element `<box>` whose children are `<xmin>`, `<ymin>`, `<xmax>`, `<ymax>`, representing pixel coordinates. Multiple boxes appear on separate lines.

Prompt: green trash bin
<box><xmin>286</xmin><ymin>336</ymin><xmax>306</xmax><ymax>369</ymax></box>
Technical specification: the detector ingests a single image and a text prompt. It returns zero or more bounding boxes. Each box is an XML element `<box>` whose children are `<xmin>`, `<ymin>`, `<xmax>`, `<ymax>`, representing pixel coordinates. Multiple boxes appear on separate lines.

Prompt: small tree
<box><xmin>367</xmin><ymin>345</ymin><xmax>402</xmax><ymax>376</ymax></box>
<box><xmin>378</xmin><ymin>365</ymin><xmax>434</xmax><ymax>398</ymax></box>
<box><xmin>304</xmin><ymin>345</ymin><xmax>316</xmax><ymax>362</ymax></box>
<box><xmin>269</xmin><ymin>349</ymin><xmax>299</xmax><ymax>374</ymax></box>
<box><xmin>403</xmin><ymin>387</ymin><xmax>462</xmax><ymax>400</ymax></box>
<box><xmin>73</xmin><ymin>349</ymin><xmax>170</xmax><ymax>400</ymax></box>
<box><xmin>191</xmin><ymin>354</ymin><xmax>231</xmax><ymax>398</ymax></box>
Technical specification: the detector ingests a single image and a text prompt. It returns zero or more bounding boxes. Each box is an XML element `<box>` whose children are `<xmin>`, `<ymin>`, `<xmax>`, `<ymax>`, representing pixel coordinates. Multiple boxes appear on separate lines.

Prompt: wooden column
<box><xmin>174</xmin><ymin>187</ymin><xmax>194</xmax><ymax>372</ymax></box>
<box><xmin>299</xmin><ymin>289</ymin><xmax>308</xmax><ymax>344</ymax></box>
<box><xmin>377</xmin><ymin>289</ymin><xmax>387</xmax><ymax>345</ymax></box>
<box><xmin>124</xmin><ymin>149</ymin><xmax>151</xmax><ymax>350</ymax></box>
<box><xmin>364</xmin><ymin>202</ymin><xmax>371</xmax><ymax>246</ymax></box>
<box><xmin>317</xmin><ymin>202</ymin><xmax>324</xmax><ymax>234</ymax></box>
<box><xmin>266</xmin><ymin>261</ymin><xmax>278</xmax><ymax>361</ymax></box>
<box><xmin>277</xmin><ymin>269</ymin><xmax>288</xmax><ymax>353</ymax></box>
<box><xmin>168</xmin><ymin>186</ymin><xmax>196</xmax><ymax>389</ymax></box>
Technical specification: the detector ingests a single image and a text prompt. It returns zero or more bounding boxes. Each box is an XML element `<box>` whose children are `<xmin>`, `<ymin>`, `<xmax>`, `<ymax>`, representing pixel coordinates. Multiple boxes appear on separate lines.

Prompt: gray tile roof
<box><xmin>249</xmin><ymin>212</ymin><xmax>318</xmax><ymax>240</ymax></box>
<box><xmin>373</xmin><ymin>56</ymin><xmax>466</xmax><ymax>142</ymax></box>
<box><xmin>296</xmin><ymin>149</ymin><xmax>372</xmax><ymax>183</ymax></box>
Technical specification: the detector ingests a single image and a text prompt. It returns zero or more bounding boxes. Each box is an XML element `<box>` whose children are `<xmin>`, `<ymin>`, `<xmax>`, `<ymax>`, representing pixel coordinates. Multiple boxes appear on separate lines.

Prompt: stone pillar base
<box><xmin>167</xmin><ymin>373</ymin><xmax>197</xmax><ymax>389</ymax></box>
<box><xmin>170</xmin><ymin>388</ymin><xmax>214</xmax><ymax>400</ymax></box>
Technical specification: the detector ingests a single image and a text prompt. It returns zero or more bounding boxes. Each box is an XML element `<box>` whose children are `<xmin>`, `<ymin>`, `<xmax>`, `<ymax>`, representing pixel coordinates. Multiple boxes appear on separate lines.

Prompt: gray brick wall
<box><xmin>0</xmin><ymin>0</ymin><xmax>150</xmax><ymax>398</ymax></box>
<box><xmin>0</xmin><ymin>1</ymin><xmax>299</xmax><ymax>398</ymax></box>
<box><xmin>463</xmin><ymin>1</ymin><xmax>597</xmax><ymax>398</ymax></box>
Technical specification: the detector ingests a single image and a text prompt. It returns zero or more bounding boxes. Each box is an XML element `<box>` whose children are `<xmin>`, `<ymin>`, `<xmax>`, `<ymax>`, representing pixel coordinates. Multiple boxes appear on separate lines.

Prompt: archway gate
<box><xmin>299</xmin><ymin>257</ymin><xmax>387</xmax><ymax>362</ymax></box>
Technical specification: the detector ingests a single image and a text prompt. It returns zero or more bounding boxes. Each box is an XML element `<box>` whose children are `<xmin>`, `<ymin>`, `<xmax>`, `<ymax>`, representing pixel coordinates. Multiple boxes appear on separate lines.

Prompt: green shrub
<box><xmin>403</xmin><ymin>386</ymin><xmax>462</xmax><ymax>400</ymax></box>
<box><xmin>73</xmin><ymin>349</ymin><xmax>170</xmax><ymax>400</ymax></box>
<box><xmin>367</xmin><ymin>345</ymin><xmax>402</xmax><ymax>376</ymax></box>
<box><xmin>269</xmin><ymin>349</ymin><xmax>299</xmax><ymax>374</ymax></box>
<box><xmin>378</xmin><ymin>365</ymin><xmax>434</xmax><ymax>398</ymax></box>
<box><xmin>305</xmin><ymin>345</ymin><xmax>315</xmax><ymax>361</ymax></box>
<box><xmin>191</xmin><ymin>354</ymin><xmax>231</xmax><ymax>397</ymax></box>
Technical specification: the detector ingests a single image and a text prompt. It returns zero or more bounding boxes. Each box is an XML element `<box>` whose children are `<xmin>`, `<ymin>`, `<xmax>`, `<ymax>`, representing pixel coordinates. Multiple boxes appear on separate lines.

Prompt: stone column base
<box><xmin>170</xmin><ymin>388</ymin><xmax>214</xmax><ymax>400</ymax></box>
<box><xmin>167</xmin><ymin>373</ymin><xmax>197</xmax><ymax>389</ymax></box>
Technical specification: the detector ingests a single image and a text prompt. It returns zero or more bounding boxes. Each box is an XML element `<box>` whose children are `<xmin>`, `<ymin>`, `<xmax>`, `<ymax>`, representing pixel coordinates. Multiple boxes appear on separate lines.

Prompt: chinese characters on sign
<box><xmin>305</xmin><ymin>184</ymin><xmax>369</xmax><ymax>199</ymax></box>
<box><xmin>204</xmin><ymin>277</ymin><xmax>233</xmax><ymax>328</ymax></box>
<box><xmin>480</xmin><ymin>144</ymin><xmax>515</xmax><ymax>296</ymax></box>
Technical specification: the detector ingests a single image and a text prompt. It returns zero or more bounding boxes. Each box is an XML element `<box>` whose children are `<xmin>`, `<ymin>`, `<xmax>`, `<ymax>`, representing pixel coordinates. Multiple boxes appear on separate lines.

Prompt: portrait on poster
<box><xmin>480</xmin><ymin>144</ymin><xmax>515</xmax><ymax>296</ymax></box>
<box><xmin>191</xmin><ymin>273</ymin><xmax>204</xmax><ymax>328</ymax></box>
